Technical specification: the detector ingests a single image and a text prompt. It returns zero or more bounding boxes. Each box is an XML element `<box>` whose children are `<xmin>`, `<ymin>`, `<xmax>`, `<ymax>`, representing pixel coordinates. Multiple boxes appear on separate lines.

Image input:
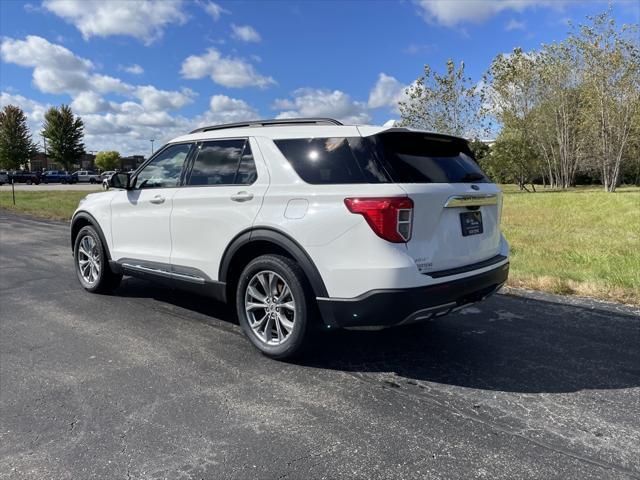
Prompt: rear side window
<box><xmin>274</xmin><ymin>137</ymin><xmax>389</xmax><ymax>185</ymax></box>
<box><xmin>187</xmin><ymin>139</ymin><xmax>256</xmax><ymax>186</ymax></box>
<box><xmin>370</xmin><ymin>132</ymin><xmax>488</xmax><ymax>183</ymax></box>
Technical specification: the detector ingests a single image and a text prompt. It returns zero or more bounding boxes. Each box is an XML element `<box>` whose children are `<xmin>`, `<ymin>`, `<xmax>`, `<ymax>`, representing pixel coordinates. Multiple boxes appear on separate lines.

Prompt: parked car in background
<box><xmin>42</xmin><ymin>170</ymin><xmax>76</xmax><ymax>184</ymax></box>
<box><xmin>0</xmin><ymin>171</ymin><xmax>8</xmax><ymax>185</ymax></box>
<box><xmin>9</xmin><ymin>170</ymin><xmax>41</xmax><ymax>185</ymax></box>
<box><xmin>72</xmin><ymin>170</ymin><xmax>102</xmax><ymax>184</ymax></box>
<box><xmin>101</xmin><ymin>171</ymin><xmax>116</xmax><ymax>190</ymax></box>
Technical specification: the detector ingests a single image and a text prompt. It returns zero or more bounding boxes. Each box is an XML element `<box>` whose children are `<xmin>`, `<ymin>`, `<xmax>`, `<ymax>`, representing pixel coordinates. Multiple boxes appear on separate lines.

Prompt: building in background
<box><xmin>119</xmin><ymin>155</ymin><xmax>145</xmax><ymax>171</ymax></box>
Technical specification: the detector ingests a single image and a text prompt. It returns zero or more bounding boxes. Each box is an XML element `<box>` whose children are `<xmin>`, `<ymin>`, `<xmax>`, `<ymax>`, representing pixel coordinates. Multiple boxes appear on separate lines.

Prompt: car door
<box><xmin>170</xmin><ymin>137</ymin><xmax>268</xmax><ymax>281</ymax></box>
<box><xmin>110</xmin><ymin>142</ymin><xmax>194</xmax><ymax>266</ymax></box>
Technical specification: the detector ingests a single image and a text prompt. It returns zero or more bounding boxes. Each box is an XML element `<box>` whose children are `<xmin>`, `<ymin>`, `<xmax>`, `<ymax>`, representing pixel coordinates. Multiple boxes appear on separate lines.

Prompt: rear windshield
<box><xmin>273</xmin><ymin>137</ymin><xmax>389</xmax><ymax>184</ymax></box>
<box><xmin>274</xmin><ymin>132</ymin><xmax>487</xmax><ymax>185</ymax></box>
<box><xmin>370</xmin><ymin>132</ymin><xmax>488</xmax><ymax>183</ymax></box>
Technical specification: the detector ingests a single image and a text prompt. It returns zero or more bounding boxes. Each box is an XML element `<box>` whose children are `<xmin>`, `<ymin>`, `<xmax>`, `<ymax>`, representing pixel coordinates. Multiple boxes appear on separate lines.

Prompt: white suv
<box><xmin>71</xmin><ymin>118</ymin><xmax>509</xmax><ymax>358</ymax></box>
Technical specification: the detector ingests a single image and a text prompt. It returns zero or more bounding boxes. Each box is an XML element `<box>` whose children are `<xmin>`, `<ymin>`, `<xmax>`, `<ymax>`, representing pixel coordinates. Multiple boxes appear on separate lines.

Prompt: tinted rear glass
<box><xmin>274</xmin><ymin>137</ymin><xmax>389</xmax><ymax>184</ymax></box>
<box><xmin>371</xmin><ymin>132</ymin><xmax>488</xmax><ymax>183</ymax></box>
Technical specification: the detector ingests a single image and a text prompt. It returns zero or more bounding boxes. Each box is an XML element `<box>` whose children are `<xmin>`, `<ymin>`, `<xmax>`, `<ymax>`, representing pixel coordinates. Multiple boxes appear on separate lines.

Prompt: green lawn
<box><xmin>1</xmin><ymin>186</ymin><xmax>639</xmax><ymax>305</ymax></box>
<box><xmin>500</xmin><ymin>185</ymin><xmax>639</xmax><ymax>305</ymax></box>
<box><xmin>0</xmin><ymin>190</ymin><xmax>91</xmax><ymax>221</ymax></box>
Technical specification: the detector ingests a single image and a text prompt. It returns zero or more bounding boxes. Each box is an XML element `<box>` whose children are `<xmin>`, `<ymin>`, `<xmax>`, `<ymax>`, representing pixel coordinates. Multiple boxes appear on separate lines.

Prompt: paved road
<box><xmin>0</xmin><ymin>184</ymin><xmax>101</xmax><ymax>192</ymax></box>
<box><xmin>1</xmin><ymin>211</ymin><xmax>639</xmax><ymax>479</ymax></box>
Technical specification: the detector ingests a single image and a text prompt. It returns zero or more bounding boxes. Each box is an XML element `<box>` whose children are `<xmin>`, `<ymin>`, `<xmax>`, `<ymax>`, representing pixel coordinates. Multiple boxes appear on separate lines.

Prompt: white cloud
<box><xmin>0</xmin><ymin>35</ymin><xmax>94</xmax><ymax>94</ymax></box>
<box><xmin>505</xmin><ymin>19</ymin><xmax>526</xmax><ymax>31</ymax></box>
<box><xmin>368</xmin><ymin>73</ymin><xmax>407</xmax><ymax>111</ymax></box>
<box><xmin>415</xmin><ymin>0</ymin><xmax>564</xmax><ymax>26</ymax></box>
<box><xmin>42</xmin><ymin>0</ymin><xmax>187</xmax><ymax>44</ymax></box>
<box><xmin>181</xmin><ymin>48</ymin><xmax>276</xmax><ymax>88</ymax></box>
<box><xmin>199</xmin><ymin>1</ymin><xmax>230</xmax><ymax>21</ymax></box>
<box><xmin>231</xmin><ymin>24</ymin><xmax>262</xmax><ymax>43</ymax></box>
<box><xmin>273</xmin><ymin>88</ymin><xmax>371</xmax><ymax>124</ymax></box>
<box><xmin>1</xmin><ymin>36</ymin><xmax>195</xmax><ymax>116</ymax></box>
<box><xmin>122</xmin><ymin>64</ymin><xmax>144</xmax><ymax>75</ymax></box>
<box><xmin>193</xmin><ymin>94</ymin><xmax>259</xmax><ymax>127</ymax></box>
<box><xmin>70</xmin><ymin>91</ymin><xmax>115</xmax><ymax>114</ymax></box>
<box><xmin>2</xmin><ymin>89</ymin><xmax>260</xmax><ymax>156</ymax></box>
<box><xmin>133</xmin><ymin>85</ymin><xmax>196</xmax><ymax>111</ymax></box>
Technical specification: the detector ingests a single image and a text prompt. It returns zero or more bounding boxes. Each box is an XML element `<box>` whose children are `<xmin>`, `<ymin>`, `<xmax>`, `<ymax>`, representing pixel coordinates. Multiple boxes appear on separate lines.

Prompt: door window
<box><xmin>187</xmin><ymin>139</ymin><xmax>256</xmax><ymax>186</ymax></box>
<box><xmin>134</xmin><ymin>143</ymin><xmax>192</xmax><ymax>189</ymax></box>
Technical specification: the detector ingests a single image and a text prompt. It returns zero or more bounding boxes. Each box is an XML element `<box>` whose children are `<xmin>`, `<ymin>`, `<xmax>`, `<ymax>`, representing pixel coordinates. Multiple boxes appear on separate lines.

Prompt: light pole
<box><xmin>150</xmin><ymin>139</ymin><xmax>155</xmax><ymax>156</ymax></box>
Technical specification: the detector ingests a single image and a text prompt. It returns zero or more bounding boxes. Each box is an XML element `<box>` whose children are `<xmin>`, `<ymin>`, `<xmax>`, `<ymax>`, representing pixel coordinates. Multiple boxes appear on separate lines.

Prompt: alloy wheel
<box><xmin>244</xmin><ymin>270</ymin><xmax>296</xmax><ymax>345</ymax></box>
<box><xmin>77</xmin><ymin>235</ymin><xmax>101</xmax><ymax>284</ymax></box>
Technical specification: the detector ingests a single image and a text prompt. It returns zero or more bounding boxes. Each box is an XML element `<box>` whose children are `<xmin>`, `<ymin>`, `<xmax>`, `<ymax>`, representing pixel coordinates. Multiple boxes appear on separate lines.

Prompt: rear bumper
<box><xmin>317</xmin><ymin>262</ymin><xmax>509</xmax><ymax>328</ymax></box>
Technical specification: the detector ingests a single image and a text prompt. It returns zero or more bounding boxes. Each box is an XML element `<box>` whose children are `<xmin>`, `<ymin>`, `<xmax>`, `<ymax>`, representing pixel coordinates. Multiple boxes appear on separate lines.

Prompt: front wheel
<box><xmin>74</xmin><ymin>226</ymin><xmax>122</xmax><ymax>293</ymax></box>
<box><xmin>236</xmin><ymin>254</ymin><xmax>316</xmax><ymax>359</ymax></box>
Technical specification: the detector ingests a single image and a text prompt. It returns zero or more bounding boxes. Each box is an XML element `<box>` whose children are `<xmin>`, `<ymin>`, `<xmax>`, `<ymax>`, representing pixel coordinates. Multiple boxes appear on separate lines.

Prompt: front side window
<box><xmin>187</xmin><ymin>139</ymin><xmax>256</xmax><ymax>186</ymax></box>
<box><xmin>134</xmin><ymin>143</ymin><xmax>192</xmax><ymax>189</ymax></box>
<box><xmin>274</xmin><ymin>137</ymin><xmax>389</xmax><ymax>185</ymax></box>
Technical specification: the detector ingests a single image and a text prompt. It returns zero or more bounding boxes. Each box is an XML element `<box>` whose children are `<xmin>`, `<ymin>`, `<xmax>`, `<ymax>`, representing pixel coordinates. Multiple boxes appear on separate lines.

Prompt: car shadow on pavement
<box><xmin>115</xmin><ymin>279</ymin><xmax>640</xmax><ymax>395</ymax></box>
<box><xmin>299</xmin><ymin>296</ymin><xmax>640</xmax><ymax>394</ymax></box>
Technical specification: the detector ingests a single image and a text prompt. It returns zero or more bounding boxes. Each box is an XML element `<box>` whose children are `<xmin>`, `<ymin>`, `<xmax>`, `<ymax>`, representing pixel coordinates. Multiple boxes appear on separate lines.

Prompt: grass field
<box><xmin>1</xmin><ymin>186</ymin><xmax>639</xmax><ymax>305</ymax></box>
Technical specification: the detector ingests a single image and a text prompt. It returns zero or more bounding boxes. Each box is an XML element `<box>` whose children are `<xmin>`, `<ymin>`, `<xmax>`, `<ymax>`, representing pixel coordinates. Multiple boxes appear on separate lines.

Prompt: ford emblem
<box><xmin>471</xmin><ymin>184</ymin><xmax>480</xmax><ymax>191</ymax></box>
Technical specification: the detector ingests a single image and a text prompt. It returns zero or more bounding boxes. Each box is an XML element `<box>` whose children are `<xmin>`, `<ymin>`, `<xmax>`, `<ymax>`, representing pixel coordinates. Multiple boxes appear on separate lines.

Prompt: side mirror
<box><xmin>109</xmin><ymin>172</ymin><xmax>130</xmax><ymax>189</ymax></box>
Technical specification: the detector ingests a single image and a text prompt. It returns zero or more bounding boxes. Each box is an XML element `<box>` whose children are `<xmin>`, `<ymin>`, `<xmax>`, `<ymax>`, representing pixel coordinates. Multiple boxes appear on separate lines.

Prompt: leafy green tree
<box><xmin>399</xmin><ymin>59</ymin><xmax>487</xmax><ymax>137</ymax></box>
<box><xmin>94</xmin><ymin>151</ymin><xmax>121</xmax><ymax>171</ymax></box>
<box><xmin>483</xmin><ymin>48</ymin><xmax>546</xmax><ymax>186</ymax></box>
<box><xmin>41</xmin><ymin>105</ymin><xmax>85</xmax><ymax>170</ymax></box>
<box><xmin>483</xmin><ymin>131</ymin><xmax>541</xmax><ymax>191</ymax></box>
<box><xmin>0</xmin><ymin>105</ymin><xmax>37</xmax><ymax>170</ymax></box>
<box><xmin>569</xmin><ymin>10</ymin><xmax>640</xmax><ymax>192</ymax></box>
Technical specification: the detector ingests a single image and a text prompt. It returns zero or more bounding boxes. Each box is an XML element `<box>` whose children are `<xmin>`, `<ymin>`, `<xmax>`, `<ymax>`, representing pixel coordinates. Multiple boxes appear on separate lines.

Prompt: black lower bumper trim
<box><xmin>317</xmin><ymin>262</ymin><xmax>509</xmax><ymax>328</ymax></box>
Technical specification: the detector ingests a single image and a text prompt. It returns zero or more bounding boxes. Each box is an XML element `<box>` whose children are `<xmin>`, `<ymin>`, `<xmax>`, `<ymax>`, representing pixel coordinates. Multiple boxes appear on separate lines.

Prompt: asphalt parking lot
<box><xmin>1</xmin><ymin>211</ymin><xmax>639</xmax><ymax>479</ymax></box>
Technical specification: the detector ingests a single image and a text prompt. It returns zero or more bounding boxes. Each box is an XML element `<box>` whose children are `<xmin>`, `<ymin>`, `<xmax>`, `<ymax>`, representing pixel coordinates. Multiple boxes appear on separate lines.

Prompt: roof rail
<box><xmin>189</xmin><ymin>117</ymin><xmax>343</xmax><ymax>134</ymax></box>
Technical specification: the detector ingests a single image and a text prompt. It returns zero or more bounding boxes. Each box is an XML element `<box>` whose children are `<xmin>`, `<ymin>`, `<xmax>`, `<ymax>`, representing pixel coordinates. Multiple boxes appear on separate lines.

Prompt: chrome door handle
<box><xmin>231</xmin><ymin>191</ymin><xmax>254</xmax><ymax>202</ymax></box>
<box><xmin>149</xmin><ymin>194</ymin><xmax>165</xmax><ymax>204</ymax></box>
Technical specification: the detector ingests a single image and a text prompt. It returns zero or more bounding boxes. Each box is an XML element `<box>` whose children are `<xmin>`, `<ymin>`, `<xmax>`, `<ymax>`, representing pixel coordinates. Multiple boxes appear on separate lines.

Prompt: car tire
<box><xmin>61</xmin><ymin>179</ymin><xmax>67</xmax><ymax>184</ymax></box>
<box><xmin>74</xmin><ymin>226</ymin><xmax>122</xmax><ymax>293</ymax></box>
<box><xmin>236</xmin><ymin>254</ymin><xmax>317</xmax><ymax>360</ymax></box>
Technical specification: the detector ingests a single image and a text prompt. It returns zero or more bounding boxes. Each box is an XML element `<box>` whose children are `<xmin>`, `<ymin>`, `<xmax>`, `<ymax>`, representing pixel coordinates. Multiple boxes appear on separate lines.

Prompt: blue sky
<box><xmin>1</xmin><ymin>0</ymin><xmax>638</xmax><ymax>155</ymax></box>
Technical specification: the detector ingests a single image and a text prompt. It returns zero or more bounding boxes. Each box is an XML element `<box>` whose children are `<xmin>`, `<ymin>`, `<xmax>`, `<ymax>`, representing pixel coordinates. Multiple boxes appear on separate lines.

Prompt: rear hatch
<box><xmin>367</xmin><ymin>130</ymin><xmax>503</xmax><ymax>275</ymax></box>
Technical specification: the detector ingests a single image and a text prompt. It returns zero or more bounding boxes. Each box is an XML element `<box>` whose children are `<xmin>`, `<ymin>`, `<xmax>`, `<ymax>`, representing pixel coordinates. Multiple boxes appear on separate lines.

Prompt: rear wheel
<box><xmin>236</xmin><ymin>254</ymin><xmax>316</xmax><ymax>359</ymax></box>
<box><xmin>74</xmin><ymin>226</ymin><xmax>122</xmax><ymax>293</ymax></box>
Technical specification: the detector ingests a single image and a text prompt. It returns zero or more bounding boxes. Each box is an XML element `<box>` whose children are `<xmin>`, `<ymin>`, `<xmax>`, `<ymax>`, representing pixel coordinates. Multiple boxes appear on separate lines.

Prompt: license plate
<box><xmin>460</xmin><ymin>211</ymin><xmax>483</xmax><ymax>236</ymax></box>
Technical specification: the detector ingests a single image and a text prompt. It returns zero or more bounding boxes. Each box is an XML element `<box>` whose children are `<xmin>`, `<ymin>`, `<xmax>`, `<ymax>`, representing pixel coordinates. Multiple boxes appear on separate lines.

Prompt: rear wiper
<box><xmin>459</xmin><ymin>173</ymin><xmax>485</xmax><ymax>182</ymax></box>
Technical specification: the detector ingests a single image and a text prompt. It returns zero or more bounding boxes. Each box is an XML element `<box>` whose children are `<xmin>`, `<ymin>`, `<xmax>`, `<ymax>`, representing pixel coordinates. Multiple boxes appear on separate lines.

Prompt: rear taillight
<box><xmin>344</xmin><ymin>197</ymin><xmax>413</xmax><ymax>243</ymax></box>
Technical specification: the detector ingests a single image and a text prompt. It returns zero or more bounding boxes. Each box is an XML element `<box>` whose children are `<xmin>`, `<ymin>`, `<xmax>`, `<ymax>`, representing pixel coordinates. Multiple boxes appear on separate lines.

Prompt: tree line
<box><xmin>400</xmin><ymin>10</ymin><xmax>639</xmax><ymax>192</ymax></box>
<box><xmin>0</xmin><ymin>103</ymin><xmax>121</xmax><ymax>172</ymax></box>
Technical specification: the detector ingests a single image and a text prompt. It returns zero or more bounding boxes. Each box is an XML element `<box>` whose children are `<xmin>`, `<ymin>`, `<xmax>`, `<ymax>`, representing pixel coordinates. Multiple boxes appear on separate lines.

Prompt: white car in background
<box><xmin>73</xmin><ymin>170</ymin><xmax>101</xmax><ymax>184</ymax></box>
<box><xmin>100</xmin><ymin>171</ymin><xmax>116</xmax><ymax>190</ymax></box>
<box><xmin>71</xmin><ymin>118</ymin><xmax>509</xmax><ymax>359</ymax></box>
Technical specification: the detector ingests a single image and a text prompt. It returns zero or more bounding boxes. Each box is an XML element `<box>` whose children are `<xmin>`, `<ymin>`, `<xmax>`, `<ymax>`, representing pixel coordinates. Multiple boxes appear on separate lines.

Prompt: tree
<box><xmin>94</xmin><ymin>151</ymin><xmax>121</xmax><ymax>171</ymax></box>
<box><xmin>41</xmin><ymin>105</ymin><xmax>85</xmax><ymax>170</ymax></box>
<box><xmin>483</xmin><ymin>48</ymin><xmax>547</xmax><ymax>186</ymax></box>
<box><xmin>570</xmin><ymin>10</ymin><xmax>640</xmax><ymax>192</ymax></box>
<box><xmin>399</xmin><ymin>59</ymin><xmax>487</xmax><ymax>138</ymax></box>
<box><xmin>484</xmin><ymin>131</ymin><xmax>540</xmax><ymax>191</ymax></box>
<box><xmin>0</xmin><ymin>105</ymin><xmax>37</xmax><ymax>170</ymax></box>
